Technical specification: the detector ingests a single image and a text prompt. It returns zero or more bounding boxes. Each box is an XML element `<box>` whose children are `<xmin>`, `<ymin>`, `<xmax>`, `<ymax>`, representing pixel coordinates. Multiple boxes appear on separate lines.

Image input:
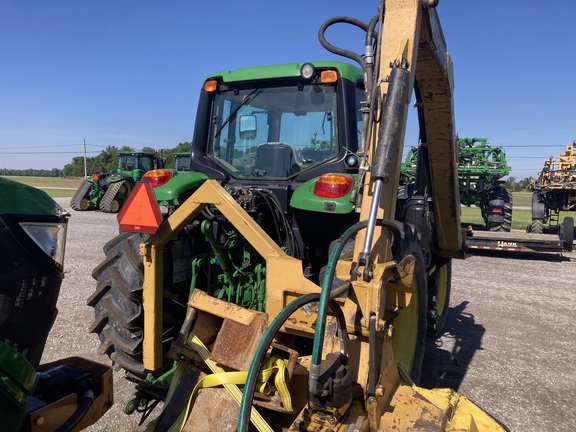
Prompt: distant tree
<box><xmin>63</xmin><ymin>156</ymin><xmax>89</xmax><ymax>177</ymax></box>
<box><xmin>517</xmin><ymin>177</ymin><xmax>534</xmax><ymax>191</ymax></box>
<box><xmin>503</xmin><ymin>177</ymin><xmax>516</xmax><ymax>191</ymax></box>
<box><xmin>97</xmin><ymin>146</ymin><xmax>120</xmax><ymax>172</ymax></box>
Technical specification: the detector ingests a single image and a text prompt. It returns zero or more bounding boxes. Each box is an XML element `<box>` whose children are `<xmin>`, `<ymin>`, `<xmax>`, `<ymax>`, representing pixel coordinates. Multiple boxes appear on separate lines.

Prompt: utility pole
<box><xmin>83</xmin><ymin>139</ymin><xmax>87</xmax><ymax>178</ymax></box>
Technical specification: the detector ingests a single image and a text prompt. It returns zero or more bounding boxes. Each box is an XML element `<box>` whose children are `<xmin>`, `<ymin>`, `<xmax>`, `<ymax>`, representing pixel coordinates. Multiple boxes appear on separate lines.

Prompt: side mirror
<box><xmin>239</xmin><ymin>115</ymin><xmax>257</xmax><ymax>140</ymax></box>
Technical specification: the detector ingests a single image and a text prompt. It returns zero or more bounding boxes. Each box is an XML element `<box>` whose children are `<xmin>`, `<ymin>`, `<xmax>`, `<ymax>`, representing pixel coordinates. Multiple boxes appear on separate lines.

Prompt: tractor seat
<box><xmin>253</xmin><ymin>143</ymin><xmax>301</xmax><ymax>177</ymax></box>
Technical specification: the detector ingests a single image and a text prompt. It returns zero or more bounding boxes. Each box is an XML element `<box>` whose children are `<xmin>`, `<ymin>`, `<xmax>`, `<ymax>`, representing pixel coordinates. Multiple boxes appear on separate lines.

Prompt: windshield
<box><xmin>175</xmin><ymin>155</ymin><xmax>190</xmax><ymax>171</ymax></box>
<box><xmin>208</xmin><ymin>83</ymin><xmax>338</xmax><ymax>178</ymax></box>
<box><xmin>119</xmin><ymin>155</ymin><xmax>154</xmax><ymax>172</ymax></box>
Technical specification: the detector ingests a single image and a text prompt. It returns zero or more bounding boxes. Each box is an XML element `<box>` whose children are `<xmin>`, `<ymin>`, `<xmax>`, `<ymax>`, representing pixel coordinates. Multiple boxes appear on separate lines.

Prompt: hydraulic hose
<box><xmin>317</xmin><ymin>13</ymin><xmax>380</xmax><ymax>104</ymax></box>
<box><xmin>54</xmin><ymin>389</ymin><xmax>95</xmax><ymax>432</ymax></box>
<box><xmin>310</xmin><ymin>221</ymin><xmax>367</xmax><ymax>367</ymax></box>
<box><xmin>310</xmin><ymin>219</ymin><xmax>400</xmax><ymax>391</ymax></box>
<box><xmin>238</xmin><ymin>218</ymin><xmax>400</xmax><ymax>431</ymax></box>
<box><xmin>318</xmin><ymin>16</ymin><xmax>371</xmax><ymax>73</ymax></box>
<box><xmin>237</xmin><ymin>294</ymin><xmax>346</xmax><ymax>432</ymax></box>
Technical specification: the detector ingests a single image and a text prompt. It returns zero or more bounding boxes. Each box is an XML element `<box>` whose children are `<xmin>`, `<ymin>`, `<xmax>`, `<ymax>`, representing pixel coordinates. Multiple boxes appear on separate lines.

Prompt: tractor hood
<box><xmin>0</xmin><ymin>177</ymin><xmax>68</xmax><ymax>216</ymax></box>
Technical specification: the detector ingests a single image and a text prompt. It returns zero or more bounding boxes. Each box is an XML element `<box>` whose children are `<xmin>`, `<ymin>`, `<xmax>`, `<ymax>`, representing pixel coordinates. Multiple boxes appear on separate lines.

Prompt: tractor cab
<box><xmin>117</xmin><ymin>151</ymin><xmax>160</xmax><ymax>181</ymax></box>
<box><xmin>173</xmin><ymin>152</ymin><xmax>191</xmax><ymax>171</ymax></box>
<box><xmin>190</xmin><ymin>62</ymin><xmax>365</xmax><ymax>184</ymax></box>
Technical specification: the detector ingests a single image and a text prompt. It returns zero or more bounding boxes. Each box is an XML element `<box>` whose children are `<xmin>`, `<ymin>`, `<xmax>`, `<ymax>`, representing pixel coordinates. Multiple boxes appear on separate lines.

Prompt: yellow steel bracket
<box><xmin>140</xmin><ymin>179</ymin><xmax>320</xmax><ymax>371</ymax></box>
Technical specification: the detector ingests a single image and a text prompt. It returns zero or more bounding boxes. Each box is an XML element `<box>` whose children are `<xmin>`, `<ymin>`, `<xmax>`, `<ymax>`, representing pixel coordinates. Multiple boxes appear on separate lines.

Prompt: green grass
<box><xmin>461</xmin><ymin>191</ymin><xmax>573</xmax><ymax>230</ymax></box>
<box><xmin>512</xmin><ymin>191</ymin><xmax>532</xmax><ymax>208</ymax></box>
<box><xmin>460</xmin><ymin>206</ymin><xmax>532</xmax><ymax>230</ymax></box>
<box><xmin>1</xmin><ymin>176</ymin><xmax>82</xmax><ymax>197</ymax></box>
<box><xmin>461</xmin><ymin>191</ymin><xmax>531</xmax><ymax>230</ymax></box>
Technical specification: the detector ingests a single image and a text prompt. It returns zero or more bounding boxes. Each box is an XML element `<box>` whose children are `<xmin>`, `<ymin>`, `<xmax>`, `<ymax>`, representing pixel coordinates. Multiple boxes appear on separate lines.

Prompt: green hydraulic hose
<box><xmin>309</xmin><ymin>220</ymin><xmax>368</xmax><ymax>388</ymax></box>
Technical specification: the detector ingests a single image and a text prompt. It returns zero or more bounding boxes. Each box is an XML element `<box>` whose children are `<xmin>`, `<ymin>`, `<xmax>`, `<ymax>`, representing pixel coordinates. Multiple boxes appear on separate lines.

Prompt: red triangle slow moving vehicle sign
<box><xmin>117</xmin><ymin>182</ymin><xmax>163</xmax><ymax>233</ymax></box>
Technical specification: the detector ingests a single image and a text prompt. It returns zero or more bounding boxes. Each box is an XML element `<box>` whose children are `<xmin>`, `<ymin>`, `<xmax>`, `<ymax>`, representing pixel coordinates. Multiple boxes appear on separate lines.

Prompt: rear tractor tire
<box><xmin>426</xmin><ymin>259</ymin><xmax>451</xmax><ymax>337</ymax></box>
<box><xmin>70</xmin><ymin>180</ymin><xmax>92</xmax><ymax>211</ymax></box>
<box><xmin>391</xmin><ymin>241</ymin><xmax>428</xmax><ymax>385</ymax></box>
<box><xmin>88</xmin><ymin>231</ymin><xmax>192</xmax><ymax>378</ymax></box>
<box><xmin>88</xmin><ymin>232</ymin><xmax>148</xmax><ymax>376</ymax></box>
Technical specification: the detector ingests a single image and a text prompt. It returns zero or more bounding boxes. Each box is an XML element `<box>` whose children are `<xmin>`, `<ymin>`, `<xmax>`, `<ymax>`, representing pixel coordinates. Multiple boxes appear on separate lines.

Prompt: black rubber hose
<box><xmin>318</xmin><ymin>16</ymin><xmax>372</xmax><ymax>73</ymax></box>
<box><xmin>55</xmin><ymin>389</ymin><xmax>95</xmax><ymax>432</ymax></box>
<box><xmin>310</xmin><ymin>220</ymin><xmax>368</xmax><ymax>367</ymax></box>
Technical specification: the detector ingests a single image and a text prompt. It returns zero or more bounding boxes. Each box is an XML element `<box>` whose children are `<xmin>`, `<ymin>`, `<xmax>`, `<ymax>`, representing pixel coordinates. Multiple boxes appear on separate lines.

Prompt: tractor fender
<box><xmin>151</xmin><ymin>170</ymin><xmax>210</xmax><ymax>206</ymax></box>
<box><xmin>290</xmin><ymin>175</ymin><xmax>356</xmax><ymax>214</ymax></box>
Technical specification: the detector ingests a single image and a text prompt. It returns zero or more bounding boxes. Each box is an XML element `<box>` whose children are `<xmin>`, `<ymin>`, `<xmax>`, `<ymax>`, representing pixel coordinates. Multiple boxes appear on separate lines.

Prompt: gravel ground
<box><xmin>42</xmin><ymin>197</ymin><xmax>576</xmax><ymax>432</ymax></box>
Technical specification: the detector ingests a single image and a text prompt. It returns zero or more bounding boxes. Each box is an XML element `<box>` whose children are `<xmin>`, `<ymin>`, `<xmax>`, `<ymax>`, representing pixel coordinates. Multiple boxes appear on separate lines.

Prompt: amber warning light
<box><xmin>117</xmin><ymin>182</ymin><xmax>163</xmax><ymax>233</ymax></box>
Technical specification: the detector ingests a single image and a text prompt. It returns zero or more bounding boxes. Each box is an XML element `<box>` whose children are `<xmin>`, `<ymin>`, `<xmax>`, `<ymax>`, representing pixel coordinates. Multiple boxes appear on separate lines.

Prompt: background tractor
<box><xmin>402</xmin><ymin>137</ymin><xmax>513</xmax><ymax>231</ymax></box>
<box><xmin>173</xmin><ymin>152</ymin><xmax>191</xmax><ymax>171</ymax></box>
<box><xmin>0</xmin><ymin>178</ymin><xmax>112</xmax><ymax>431</ymax></box>
<box><xmin>88</xmin><ymin>1</ymin><xmax>505</xmax><ymax>430</ymax></box>
<box><xmin>529</xmin><ymin>142</ymin><xmax>576</xmax><ymax>234</ymax></box>
<box><xmin>70</xmin><ymin>150</ymin><xmax>165</xmax><ymax>213</ymax></box>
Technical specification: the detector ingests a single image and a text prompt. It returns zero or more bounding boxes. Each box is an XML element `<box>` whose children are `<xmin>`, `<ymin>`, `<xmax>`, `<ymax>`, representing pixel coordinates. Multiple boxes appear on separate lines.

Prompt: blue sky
<box><xmin>0</xmin><ymin>1</ymin><xmax>574</xmax><ymax>179</ymax></box>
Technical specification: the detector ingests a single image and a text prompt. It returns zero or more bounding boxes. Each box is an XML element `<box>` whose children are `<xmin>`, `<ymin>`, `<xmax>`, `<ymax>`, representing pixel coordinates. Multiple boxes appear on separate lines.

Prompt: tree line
<box><xmin>1</xmin><ymin>168</ymin><xmax>63</xmax><ymax>177</ymax></box>
<box><xmin>3</xmin><ymin>143</ymin><xmax>535</xmax><ymax>191</ymax></box>
<box><xmin>501</xmin><ymin>176</ymin><xmax>534</xmax><ymax>192</ymax></box>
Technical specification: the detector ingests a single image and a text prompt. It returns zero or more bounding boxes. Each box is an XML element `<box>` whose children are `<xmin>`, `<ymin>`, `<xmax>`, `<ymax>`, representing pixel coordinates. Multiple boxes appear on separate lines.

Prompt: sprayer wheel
<box><xmin>531</xmin><ymin>219</ymin><xmax>544</xmax><ymax>234</ymax></box>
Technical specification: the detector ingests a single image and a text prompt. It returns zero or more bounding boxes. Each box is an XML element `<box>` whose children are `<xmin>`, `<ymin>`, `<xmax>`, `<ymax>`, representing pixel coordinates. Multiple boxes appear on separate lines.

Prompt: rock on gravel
<box><xmin>43</xmin><ymin>197</ymin><xmax>576</xmax><ymax>431</ymax></box>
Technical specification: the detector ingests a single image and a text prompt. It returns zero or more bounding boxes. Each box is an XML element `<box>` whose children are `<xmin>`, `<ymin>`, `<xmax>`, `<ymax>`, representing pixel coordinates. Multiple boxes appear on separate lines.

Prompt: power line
<box><xmin>500</xmin><ymin>144</ymin><xmax>572</xmax><ymax>148</ymax></box>
<box><xmin>506</xmin><ymin>156</ymin><xmax>561</xmax><ymax>159</ymax></box>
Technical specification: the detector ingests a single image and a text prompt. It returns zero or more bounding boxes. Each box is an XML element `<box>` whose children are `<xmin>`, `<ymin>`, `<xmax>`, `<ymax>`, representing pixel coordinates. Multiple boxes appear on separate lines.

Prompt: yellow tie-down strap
<box><xmin>151</xmin><ymin>335</ymin><xmax>292</xmax><ymax>432</ymax></box>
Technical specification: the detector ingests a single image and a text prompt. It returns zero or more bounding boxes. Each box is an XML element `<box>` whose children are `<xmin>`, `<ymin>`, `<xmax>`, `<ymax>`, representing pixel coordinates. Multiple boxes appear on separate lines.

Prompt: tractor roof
<box><xmin>206</xmin><ymin>61</ymin><xmax>363</xmax><ymax>85</ymax></box>
<box><xmin>118</xmin><ymin>151</ymin><xmax>158</xmax><ymax>157</ymax></box>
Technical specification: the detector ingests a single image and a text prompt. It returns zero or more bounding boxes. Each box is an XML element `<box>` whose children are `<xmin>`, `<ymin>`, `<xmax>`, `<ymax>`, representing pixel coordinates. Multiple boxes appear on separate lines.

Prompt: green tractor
<box><xmin>86</xmin><ymin>1</ymin><xmax>507</xmax><ymax>429</ymax></box>
<box><xmin>172</xmin><ymin>152</ymin><xmax>191</xmax><ymax>171</ymax></box>
<box><xmin>90</xmin><ymin>63</ymin><xmax>457</xmax><ymax>408</ymax></box>
<box><xmin>70</xmin><ymin>150</ymin><xmax>165</xmax><ymax>213</ymax></box>
<box><xmin>89</xmin><ymin>61</ymin><xmax>368</xmax><ymax>377</ymax></box>
<box><xmin>402</xmin><ymin>137</ymin><xmax>513</xmax><ymax>231</ymax></box>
